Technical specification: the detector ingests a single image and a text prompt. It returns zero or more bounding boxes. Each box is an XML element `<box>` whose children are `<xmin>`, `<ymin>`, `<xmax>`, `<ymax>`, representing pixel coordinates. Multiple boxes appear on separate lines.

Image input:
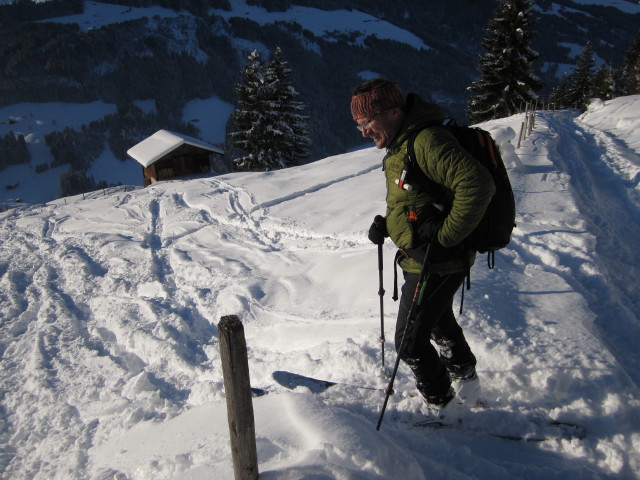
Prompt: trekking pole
<box><xmin>377</xmin><ymin>242</ymin><xmax>386</xmax><ymax>370</ymax></box>
<box><xmin>376</xmin><ymin>242</ymin><xmax>434</xmax><ymax>432</ymax></box>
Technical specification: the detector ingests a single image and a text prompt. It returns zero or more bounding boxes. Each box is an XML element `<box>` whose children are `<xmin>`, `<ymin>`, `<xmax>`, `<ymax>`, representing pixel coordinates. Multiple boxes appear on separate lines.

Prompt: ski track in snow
<box><xmin>0</xmin><ymin>162</ymin><xmax>379</xmax><ymax>478</ymax></box>
<box><xmin>2</xmin><ymin>109</ymin><xmax>640</xmax><ymax>478</ymax></box>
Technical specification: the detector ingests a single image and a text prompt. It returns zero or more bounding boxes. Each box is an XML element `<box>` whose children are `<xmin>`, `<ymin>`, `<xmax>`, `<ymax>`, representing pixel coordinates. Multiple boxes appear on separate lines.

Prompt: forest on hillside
<box><xmin>0</xmin><ymin>0</ymin><xmax>638</xmax><ymax>196</ymax></box>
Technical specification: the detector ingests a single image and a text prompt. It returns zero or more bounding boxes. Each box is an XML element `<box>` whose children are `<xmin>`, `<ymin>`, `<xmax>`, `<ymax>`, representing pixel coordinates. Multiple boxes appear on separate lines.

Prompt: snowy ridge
<box><xmin>569</xmin><ymin>0</ymin><xmax>640</xmax><ymax>14</ymax></box>
<box><xmin>45</xmin><ymin>0</ymin><xmax>431</xmax><ymax>49</ymax></box>
<box><xmin>2</xmin><ymin>98</ymin><xmax>640</xmax><ymax>478</ymax></box>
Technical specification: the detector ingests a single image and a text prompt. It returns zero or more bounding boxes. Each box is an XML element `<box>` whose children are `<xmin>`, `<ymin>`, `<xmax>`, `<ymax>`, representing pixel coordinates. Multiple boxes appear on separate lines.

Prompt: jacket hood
<box><xmin>390</xmin><ymin>94</ymin><xmax>447</xmax><ymax>150</ymax></box>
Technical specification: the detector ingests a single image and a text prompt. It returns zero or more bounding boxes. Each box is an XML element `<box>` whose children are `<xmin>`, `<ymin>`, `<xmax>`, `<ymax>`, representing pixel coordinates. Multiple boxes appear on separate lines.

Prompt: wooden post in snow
<box><xmin>517</xmin><ymin>120</ymin><xmax>526</xmax><ymax>149</ymax></box>
<box><xmin>527</xmin><ymin>105</ymin><xmax>535</xmax><ymax>136</ymax></box>
<box><xmin>218</xmin><ymin>315</ymin><xmax>259</xmax><ymax>480</ymax></box>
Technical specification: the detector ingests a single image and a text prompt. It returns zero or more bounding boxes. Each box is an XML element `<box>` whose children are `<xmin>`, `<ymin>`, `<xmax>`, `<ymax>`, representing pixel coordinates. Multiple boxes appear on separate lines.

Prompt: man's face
<box><xmin>356</xmin><ymin>109</ymin><xmax>401</xmax><ymax>149</ymax></box>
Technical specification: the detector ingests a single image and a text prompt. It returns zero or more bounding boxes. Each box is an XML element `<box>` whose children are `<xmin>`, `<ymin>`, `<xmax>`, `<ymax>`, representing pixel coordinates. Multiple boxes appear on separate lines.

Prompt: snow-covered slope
<box><xmin>1</xmin><ymin>97</ymin><xmax>640</xmax><ymax>479</ymax></box>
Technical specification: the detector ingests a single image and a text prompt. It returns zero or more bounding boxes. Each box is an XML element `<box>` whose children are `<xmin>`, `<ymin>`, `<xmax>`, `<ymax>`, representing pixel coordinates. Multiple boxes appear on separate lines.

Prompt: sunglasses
<box><xmin>356</xmin><ymin>111</ymin><xmax>387</xmax><ymax>132</ymax></box>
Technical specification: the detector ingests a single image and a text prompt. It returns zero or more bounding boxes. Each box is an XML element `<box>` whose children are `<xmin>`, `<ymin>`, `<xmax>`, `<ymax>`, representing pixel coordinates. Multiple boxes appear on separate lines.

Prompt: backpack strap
<box><xmin>396</xmin><ymin>131</ymin><xmax>420</xmax><ymax>191</ymax></box>
<box><xmin>401</xmin><ymin>125</ymin><xmax>443</xmax><ymax>193</ymax></box>
<box><xmin>460</xmin><ymin>246</ymin><xmax>471</xmax><ymax>314</ymax></box>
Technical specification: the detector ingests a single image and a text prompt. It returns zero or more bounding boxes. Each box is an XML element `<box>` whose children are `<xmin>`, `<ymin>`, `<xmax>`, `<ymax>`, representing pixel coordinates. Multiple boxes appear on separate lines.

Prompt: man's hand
<box><xmin>418</xmin><ymin>218</ymin><xmax>442</xmax><ymax>243</ymax></box>
<box><xmin>418</xmin><ymin>204</ymin><xmax>444</xmax><ymax>243</ymax></box>
<box><xmin>368</xmin><ymin>215</ymin><xmax>388</xmax><ymax>245</ymax></box>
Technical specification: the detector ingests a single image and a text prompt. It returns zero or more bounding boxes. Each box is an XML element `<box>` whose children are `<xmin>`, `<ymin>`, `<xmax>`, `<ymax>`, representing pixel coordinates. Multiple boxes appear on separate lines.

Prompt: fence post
<box><xmin>527</xmin><ymin>106</ymin><xmax>535</xmax><ymax>136</ymax></box>
<box><xmin>517</xmin><ymin>121</ymin><xmax>525</xmax><ymax>149</ymax></box>
<box><xmin>218</xmin><ymin>315</ymin><xmax>259</xmax><ymax>480</ymax></box>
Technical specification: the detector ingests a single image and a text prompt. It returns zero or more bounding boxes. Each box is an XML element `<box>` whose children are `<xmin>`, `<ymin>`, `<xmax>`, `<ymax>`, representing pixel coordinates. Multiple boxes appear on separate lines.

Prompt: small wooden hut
<box><xmin>127</xmin><ymin>130</ymin><xmax>224</xmax><ymax>187</ymax></box>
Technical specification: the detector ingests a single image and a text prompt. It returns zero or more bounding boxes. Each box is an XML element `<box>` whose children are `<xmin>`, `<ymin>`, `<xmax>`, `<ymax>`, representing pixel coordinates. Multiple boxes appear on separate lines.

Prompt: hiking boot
<box><xmin>453</xmin><ymin>371</ymin><xmax>481</xmax><ymax>404</ymax></box>
<box><xmin>420</xmin><ymin>387</ymin><xmax>466</xmax><ymax>425</ymax></box>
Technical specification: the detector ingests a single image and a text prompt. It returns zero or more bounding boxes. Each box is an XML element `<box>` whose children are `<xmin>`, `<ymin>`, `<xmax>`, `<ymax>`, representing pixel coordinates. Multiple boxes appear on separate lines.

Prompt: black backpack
<box><xmin>405</xmin><ymin>119</ymin><xmax>516</xmax><ymax>269</ymax></box>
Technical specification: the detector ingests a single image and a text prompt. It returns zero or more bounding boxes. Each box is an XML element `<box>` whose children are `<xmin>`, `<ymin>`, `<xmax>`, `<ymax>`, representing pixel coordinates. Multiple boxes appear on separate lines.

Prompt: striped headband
<box><xmin>351</xmin><ymin>83</ymin><xmax>405</xmax><ymax>120</ymax></box>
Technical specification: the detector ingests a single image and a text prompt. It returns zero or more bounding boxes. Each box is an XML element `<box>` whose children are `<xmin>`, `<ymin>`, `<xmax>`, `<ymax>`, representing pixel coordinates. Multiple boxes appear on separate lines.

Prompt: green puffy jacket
<box><xmin>384</xmin><ymin>94</ymin><xmax>496</xmax><ymax>274</ymax></box>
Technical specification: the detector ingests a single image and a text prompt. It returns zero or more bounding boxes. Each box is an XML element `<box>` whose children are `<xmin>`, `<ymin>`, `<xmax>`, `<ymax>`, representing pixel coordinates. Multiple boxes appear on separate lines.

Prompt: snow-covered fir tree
<box><xmin>230</xmin><ymin>48</ymin><xmax>310</xmax><ymax>171</ymax></box>
<box><xmin>621</xmin><ymin>32</ymin><xmax>640</xmax><ymax>95</ymax></box>
<box><xmin>230</xmin><ymin>50</ymin><xmax>266</xmax><ymax>170</ymax></box>
<box><xmin>264</xmin><ymin>48</ymin><xmax>310</xmax><ymax>168</ymax></box>
<box><xmin>466</xmin><ymin>0</ymin><xmax>541</xmax><ymax>123</ymax></box>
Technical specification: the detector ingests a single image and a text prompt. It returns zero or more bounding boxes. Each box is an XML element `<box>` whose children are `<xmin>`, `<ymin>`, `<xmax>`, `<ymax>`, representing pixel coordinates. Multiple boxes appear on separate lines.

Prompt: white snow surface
<box><xmin>2</xmin><ymin>97</ymin><xmax>640</xmax><ymax>479</ymax></box>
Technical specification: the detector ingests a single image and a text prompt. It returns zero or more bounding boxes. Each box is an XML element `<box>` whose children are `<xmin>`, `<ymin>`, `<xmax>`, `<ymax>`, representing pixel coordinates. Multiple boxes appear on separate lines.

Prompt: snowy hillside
<box><xmin>2</xmin><ymin>0</ymin><xmax>639</xmax><ymax>207</ymax></box>
<box><xmin>1</xmin><ymin>96</ymin><xmax>640</xmax><ymax>479</ymax></box>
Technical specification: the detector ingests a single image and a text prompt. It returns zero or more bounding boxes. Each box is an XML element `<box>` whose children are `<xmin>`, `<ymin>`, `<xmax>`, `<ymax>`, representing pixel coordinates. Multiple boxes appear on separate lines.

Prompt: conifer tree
<box><xmin>264</xmin><ymin>47</ymin><xmax>310</xmax><ymax>168</ymax></box>
<box><xmin>230</xmin><ymin>50</ymin><xmax>271</xmax><ymax>171</ymax></box>
<box><xmin>564</xmin><ymin>42</ymin><xmax>596</xmax><ymax>111</ymax></box>
<box><xmin>549</xmin><ymin>74</ymin><xmax>572</xmax><ymax>109</ymax></box>
<box><xmin>0</xmin><ymin>131</ymin><xmax>30</xmax><ymax>170</ymax></box>
<box><xmin>230</xmin><ymin>48</ymin><xmax>309</xmax><ymax>171</ymax></box>
<box><xmin>592</xmin><ymin>64</ymin><xmax>614</xmax><ymax>101</ymax></box>
<box><xmin>467</xmin><ymin>0</ymin><xmax>541</xmax><ymax>123</ymax></box>
<box><xmin>621</xmin><ymin>32</ymin><xmax>640</xmax><ymax>95</ymax></box>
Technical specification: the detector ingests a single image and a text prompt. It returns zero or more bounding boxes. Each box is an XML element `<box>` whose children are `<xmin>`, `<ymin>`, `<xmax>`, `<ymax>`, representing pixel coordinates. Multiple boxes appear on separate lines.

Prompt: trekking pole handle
<box><xmin>374</xmin><ymin>215</ymin><xmax>385</xmax><ymax>275</ymax></box>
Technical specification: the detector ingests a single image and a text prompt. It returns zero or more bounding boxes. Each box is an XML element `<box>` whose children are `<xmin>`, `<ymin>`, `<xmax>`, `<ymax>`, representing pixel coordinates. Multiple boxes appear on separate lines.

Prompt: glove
<box><xmin>418</xmin><ymin>218</ymin><xmax>442</xmax><ymax>243</ymax></box>
<box><xmin>368</xmin><ymin>215</ymin><xmax>388</xmax><ymax>245</ymax></box>
<box><xmin>417</xmin><ymin>204</ymin><xmax>444</xmax><ymax>243</ymax></box>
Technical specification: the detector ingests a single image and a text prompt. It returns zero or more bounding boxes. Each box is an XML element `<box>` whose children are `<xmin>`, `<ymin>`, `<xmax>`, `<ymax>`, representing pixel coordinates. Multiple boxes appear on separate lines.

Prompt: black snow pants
<box><xmin>395</xmin><ymin>270</ymin><xmax>477</xmax><ymax>405</ymax></box>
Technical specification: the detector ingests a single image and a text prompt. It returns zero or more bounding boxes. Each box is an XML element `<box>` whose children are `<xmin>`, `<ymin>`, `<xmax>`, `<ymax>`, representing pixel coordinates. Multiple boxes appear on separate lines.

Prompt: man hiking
<box><xmin>352</xmin><ymin>77</ymin><xmax>495</xmax><ymax>421</ymax></box>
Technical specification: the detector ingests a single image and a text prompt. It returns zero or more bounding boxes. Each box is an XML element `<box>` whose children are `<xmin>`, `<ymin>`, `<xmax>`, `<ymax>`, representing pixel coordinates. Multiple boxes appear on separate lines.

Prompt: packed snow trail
<box><xmin>541</xmin><ymin>110</ymin><xmax>640</xmax><ymax>387</ymax></box>
<box><xmin>2</xmin><ymin>103</ymin><xmax>640</xmax><ymax>478</ymax></box>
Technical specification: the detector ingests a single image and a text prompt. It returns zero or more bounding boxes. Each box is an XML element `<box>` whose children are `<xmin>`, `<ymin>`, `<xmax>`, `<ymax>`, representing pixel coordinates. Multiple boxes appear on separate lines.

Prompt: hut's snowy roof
<box><xmin>127</xmin><ymin>130</ymin><xmax>223</xmax><ymax>168</ymax></box>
